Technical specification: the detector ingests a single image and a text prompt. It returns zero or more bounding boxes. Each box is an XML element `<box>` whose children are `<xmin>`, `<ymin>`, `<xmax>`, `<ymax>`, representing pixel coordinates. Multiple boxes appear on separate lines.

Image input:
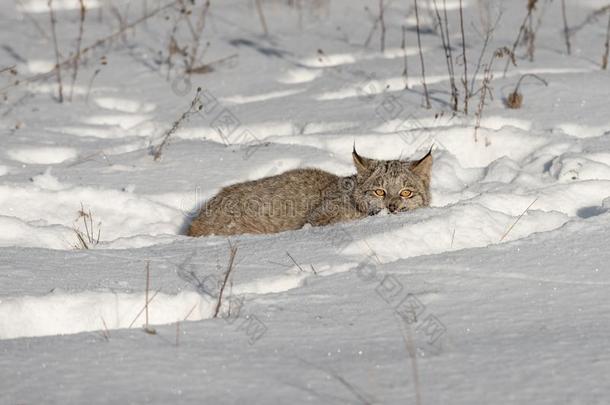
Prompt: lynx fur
<box><xmin>187</xmin><ymin>148</ymin><xmax>432</xmax><ymax>237</ymax></box>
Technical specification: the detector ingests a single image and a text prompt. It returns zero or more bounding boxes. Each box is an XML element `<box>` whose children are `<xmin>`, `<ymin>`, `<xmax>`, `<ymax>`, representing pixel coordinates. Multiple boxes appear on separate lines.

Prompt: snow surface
<box><xmin>1</xmin><ymin>0</ymin><xmax>610</xmax><ymax>403</ymax></box>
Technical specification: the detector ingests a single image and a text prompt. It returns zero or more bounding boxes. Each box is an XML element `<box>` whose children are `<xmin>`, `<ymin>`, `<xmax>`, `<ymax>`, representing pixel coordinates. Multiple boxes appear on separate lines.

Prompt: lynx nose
<box><xmin>388</xmin><ymin>203</ymin><xmax>398</xmax><ymax>213</ymax></box>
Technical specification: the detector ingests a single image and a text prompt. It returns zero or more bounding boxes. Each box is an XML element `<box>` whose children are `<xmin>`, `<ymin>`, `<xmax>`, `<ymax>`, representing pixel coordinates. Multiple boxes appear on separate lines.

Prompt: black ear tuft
<box><xmin>352</xmin><ymin>145</ymin><xmax>375</xmax><ymax>173</ymax></box>
<box><xmin>411</xmin><ymin>148</ymin><xmax>433</xmax><ymax>183</ymax></box>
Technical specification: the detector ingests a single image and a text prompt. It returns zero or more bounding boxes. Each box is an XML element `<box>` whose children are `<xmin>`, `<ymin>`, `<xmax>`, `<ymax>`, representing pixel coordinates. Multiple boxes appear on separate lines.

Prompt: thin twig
<box><xmin>187</xmin><ymin>0</ymin><xmax>211</xmax><ymax>72</ymax></box>
<box><xmin>299</xmin><ymin>359</ymin><xmax>374</xmax><ymax>405</ymax></box>
<box><xmin>286</xmin><ymin>251</ymin><xmax>306</xmax><ymax>273</ymax></box>
<box><xmin>458</xmin><ymin>0</ymin><xmax>468</xmax><ymax>113</ymax></box>
<box><xmin>432</xmin><ymin>0</ymin><xmax>458</xmax><ymax>111</ymax></box>
<box><xmin>364</xmin><ymin>2</ymin><xmax>390</xmax><ymax>49</ymax></box>
<box><xmin>85</xmin><ymin>66</ymin><xmax>102</xmax><ymax>104</ymax></box>
<box><xmin>474</xmin><ymin>47</ymin><xmax>515</xmax><ymax>143</ymax></box>
<box><xmin>100</xmin><ymin>316</ymin><xmax>111</xmax><ymax>341</ymax></box>
<box><xmin>561</xmin><ymin>0</ymin><xmax>571</xmax><ymax>55</ymax></box>
<box><xmin>48</xmin><ymin>0</ymin><xmax>64</xmax><ymax>102</ymax></box>
<box><xmin>255</xmin><ymin>0</ymin><xmax>269</xmax><ymax>36</ymax></box>
<box><xmin>153</xmin><ymin>87</ymin><xmax>204</xmax><ymax>160</ymax></box>
<box><xmin>469</xmin><ymin>14</ymin><xmax>502</xmax><ymax>95</ymax></box>
<box><xmin>0</xmin><ymin>65</ymin><xmax>16</xmax><ymax>75</ymax></box>
<box><xmin>401</xmin><ymin>25</ymin><xmax>409</xmax><ymax>89</ymax></box>
<box><xmin>602</xmin><ymin>13</ymin><xmax>610</xmax><ymax>70</ymax></box>
<box><xmin>144</xmin><ymin>261</ymin><xmax>157</xmax><ymax>334</ymax></box>
<box><xmin>379</xmin><ymin>0</ymin><xmax>386</xmax><ymax>53</ymax></box>
<box><xmin>526</xmin><ymin>1</ymin><xmax>537</xmax><ymax>62</ymax></box>
<box><xmin>1</xmin><ymin>0</ymin><xmax>179</xmax><ymax>95</ymax></box>
<box><xmin>414</xmin><ymin>0</ymin><xmax>431</xmax><ymax>109</ymax></box>
<box><xmin>183</xmin><ymin>302</ymin><xmax>199</xmax><ymax>321</ymax></box>
<box><xmin>400</xmin><ymin>323</ymin><xmax>422</xmax><ymax>405</ymax></box>
<box><xmin>503</xmin><ymin>2</ymin><xmax>537</xmax><ymax>76</ymax></box>
<box><xmin>69</xmin><ymin>0</ymin><xmax>87</xmax><ymax>101</ymax></box>
<box><xmin>513</xmin><ymin>73</ymin><xmax>548</xmax><ymax>93</ymax></box>
<box><xmin>568</xmin><ymin>5</ymin><xmax>610</xmax><ymax>36</ymax></box>
<box><xmin>500</xmin><ymin>197</ymin><xmax>538</xmax><ymax>241</ymax></box>
<box><xmin>128</xmin><ymin>289</ymin><xmax>160</xmax><ymax>328</ymax></box>
<box><xmin>17</xmin><ymin>0</ymin><xmax>50</xmax><ymax>39</ymax></box>
<box><xmin>213</xmin><ymin>242</ymin><xmax>238</xmax><ymax>318</ymax></box>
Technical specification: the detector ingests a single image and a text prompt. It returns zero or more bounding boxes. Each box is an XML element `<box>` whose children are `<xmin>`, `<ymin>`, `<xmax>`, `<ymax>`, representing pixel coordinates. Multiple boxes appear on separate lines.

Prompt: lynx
<box><xmin>187</xmin><ymin>148</ymin><xmax>432</xmax><ymax>236</ymax></box>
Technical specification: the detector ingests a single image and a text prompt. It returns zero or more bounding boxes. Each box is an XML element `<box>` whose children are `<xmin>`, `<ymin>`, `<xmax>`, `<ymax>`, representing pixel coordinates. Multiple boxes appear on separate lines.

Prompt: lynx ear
<box><xmin>352</xmin><ymin>145</ymin><xmax>376</xmax><ymax>173</ymax></box>
<box><xmin>411</xmin><ymin>148</ymin><xmax>433</xmax><ymax>183</ymax></box>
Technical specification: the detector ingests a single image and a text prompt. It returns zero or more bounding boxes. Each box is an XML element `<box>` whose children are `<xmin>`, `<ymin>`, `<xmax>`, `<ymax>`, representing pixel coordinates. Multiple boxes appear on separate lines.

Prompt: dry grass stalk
<box><xmin>525</xmin><ymin>0</ymin><xmax>538</xmax><ymax>61</ymax></box>
<box><xmin>506</xmin><ymin>73</ymin><xmax>548</xmax><ymax>109</ymax></box>
<box><xmin>153</xmin><ymin>87</ymin><xmax>204</xmax><ymax>161</ymax></box>
<box><xmin>500</xmin><ymin>197</ymin><xmax>538</xmax><ymax>241</ymax></box>
<box><xmin>128</xmin><ymin>288</ymin><xmax>160</xmax><ymax>328</ymax></box>
<box><xmin>144</xmin><ymin>261</ymin><xmax>157</xmax><ymax>334</ymax></box>
<box><xmin>73</xmin><ymin>203</ymin><xmax>101</xmax><ymax>249</ymax></box>
<box><xmin>17</xmin><ymin>0</ymin><xmax>49</xmax><ymax>39</ymax></box>
<box><xmin>100</xmin><ymin>316</ymin><xmax>111</xmax><ymax>341</ymax></box>
<box><xmin>503</xmin><ymin>1</ymin><xmax>537</xmax><ymax>76</ymax></box>
<box><xmin>379</xmin><ymin>0</ymin><xmax>386</xmax><ymax>53</ymax></box>
<box><xmin>458</xmin><ymin>0</ymin><xmax>468</xmax><ymax>113</ymax></box>
<box><xmin>432</xmin><ymin>0</ymin><xmax>458</xmax><ymax>111</ymax></box>
<box><xmin>48</xmin><ymin>0</ymin><xmax>64</xmax><ymax>102</ymax></box>
<box><xmin>84</xmin><ymin>57</ymin><xmax>106</xmax><ymax>104</ymax></box>
<box><xmin>400</xmin><ymin>323</ymin><xmax>422</xmax><ymax>405</ymax></box>
<box><xmin>401</xmin><ymin>25</ymin><xmax>409</xmax><ymax>89</ymax></box>
<box><xmin>602</xmin><ymin>13</ymin><xmax>610</xmax><ymax>69</ymax></box>
<box><xmin>470</xmin><ymin>13</ymin><xmax>501</xmax><ymax>95</ymax></box>
<box><xmin>286</xmin><ymin>251</ymin><xmax>306</xmax><ymax>273</ymax></box>
<box><xmin>166</xmin><ymin>3</ymin><xmax>190</xmax><ymax>78</ymax></box>
<box><xmin>186</xmin><ymin>0</ymin><xmax>211</xmax><ymax>73</ymax></box>
<box><xmin>414</xmin><ymin>0</ymin><xmax>431</xmax><ymax>109</ymax></box>
<box><xmin>183</xmin><ymin>303</ymin><xmax>199</xmax><ymax>321</ymax></box>
<box><xmin>0</xmin><ymin>65</ymin><xmax>16</xmax><ymax>75</ymax></box>
<box><xmin>566</xmin><ymin>5</ymin><xmax>610</xmax><ymax>37</ymax></box>
<box><xmin>69</xmin><ymin>0</ymin><xmax>87</xmax><ymax>101</ymax></box>
<box><xmin>213</xmin><ymin>241</ymin><xmax>238</xmax><ymax>318</ymax></box>
<box><xmin>363</xmin><ymin>2</ymin><xmax>389</xmax><ymax>49</ymax></box>
<box><xmin>255</xmin><ymin>0</ymin><xmax>269</xmax><ymax>36</ymax></box>
<box><xmin>474</xmin><ymin>47</ymin><xmax>515</xmax><ymax>144</ymax></box>
<box><xmin>300</xmin><ymin>359</ymin><xmax>374</xmax><ymax>404</ymax></box>
<box><xmin>2</xmin><ymin>0</ymin><xmax>179</xmax><ymax>95</ymax></box>
<box><xmin>561</xmin><ymin>0</ymin><xmax>571</xmax><ymax>55</ymax></box>
<box><xmin>109</xmin><ymin>5</ymin><xmax>128</xmax><ymax>43</ymax></box>
<box><xmin>286</xmin><ymin>252</ymin><xmax>317</xmax><ymax>274</ymax></box>
<box><xmin>531</xmin><ymin>0</ymin><xmax>550</xmax><ymax>38</ymax></box>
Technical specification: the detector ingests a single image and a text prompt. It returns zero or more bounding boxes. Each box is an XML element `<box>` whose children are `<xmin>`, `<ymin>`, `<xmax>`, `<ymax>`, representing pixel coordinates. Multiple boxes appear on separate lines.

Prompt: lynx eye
<box><xmin>399</xmin><ymin>189</ymin><xmax>413</xmax><ymax>198</ymax></box>
<box><xmin>373</xmin><ymin>189</ymin><xmax>386</xmax><ymax>197</ymax></box>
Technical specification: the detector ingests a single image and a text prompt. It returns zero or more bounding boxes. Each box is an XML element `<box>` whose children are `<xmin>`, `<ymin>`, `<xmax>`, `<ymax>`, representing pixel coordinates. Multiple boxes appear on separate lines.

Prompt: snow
<box><xmin>1</xmin><ymin>0</ymin><xmax>610</xmax><ymax>403</ymax></box>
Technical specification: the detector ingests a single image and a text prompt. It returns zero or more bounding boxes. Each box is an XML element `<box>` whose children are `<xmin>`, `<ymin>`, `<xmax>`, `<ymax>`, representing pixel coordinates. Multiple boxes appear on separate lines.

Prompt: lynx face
<box><xmin>351</xmin><ymin>149</ymin><xmax>432</xmax><ymax>216</ymax></box>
